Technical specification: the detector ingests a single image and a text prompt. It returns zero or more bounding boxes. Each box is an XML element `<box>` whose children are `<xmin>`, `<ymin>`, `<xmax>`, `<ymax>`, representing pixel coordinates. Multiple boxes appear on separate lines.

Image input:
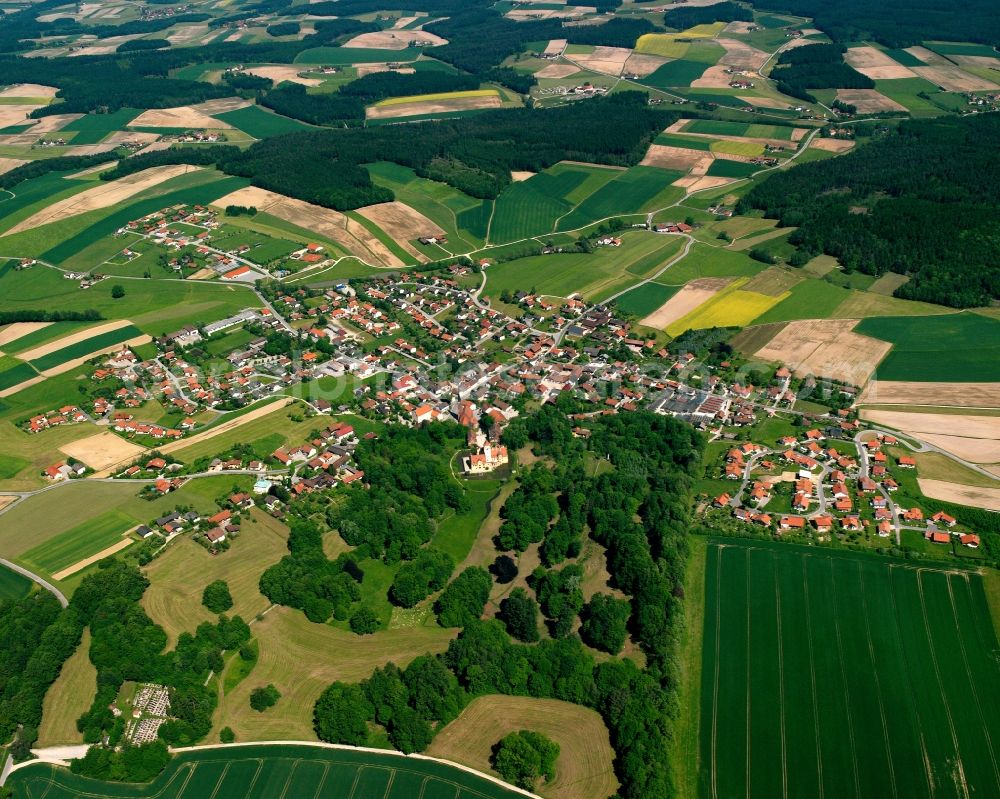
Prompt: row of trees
<box><xmin>739</xmin><ymin>114</ymin><xmax>1000</xmax><ymax>306</ymax></box>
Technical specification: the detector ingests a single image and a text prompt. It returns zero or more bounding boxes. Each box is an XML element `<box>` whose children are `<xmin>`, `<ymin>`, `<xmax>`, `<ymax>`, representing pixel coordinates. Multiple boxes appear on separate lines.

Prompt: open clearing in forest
<box><xmin>428</xmin><ymin>695</ymin><xmax>619</xmax><ymax>799</ymax></box>
<box><xmin>214</xmin><ymin>186</ymin><xmax>404</xmax><ymax>267</ymax></box>
<box><xmin>343</xmin><ymin>29</ymin><xmax>448</xmax><ymax>49</ymax></box>
<box><xmin>640</xmin><ymin>278</ymin><xmax>730</xmax><ymax>329</ymax></box>
<box><xmin>37</xmin><ymin>628</ymin><xmax>96</xmax><ymax>747</ymax></box>
<box><xmin>755</xmin><ymin>318</ymin><xmax>891</xmax><ymax>386</ymax></box>
<box><xmin>917</xmin><ymin>479</ymin><xmax>1000</xmax><ymax>511</ymax></box>
<box><xmin>8</xmin><ymin>743</ymin><xmax>527</xmax><ymax>799</ymax></box>
<box><xmin>4</xmin><ymin>165</ymin><xmax>199</xmax><ymax>235</ymax></box>
<box><xmin>698</xmin><ymin>539</ymin><xmax>1000</xmax><ymax>799</ymax></box>
<box><xmin>366</xmin><ymin>91</ymin><xmax>502</xmax><ymax>119</ymax></box>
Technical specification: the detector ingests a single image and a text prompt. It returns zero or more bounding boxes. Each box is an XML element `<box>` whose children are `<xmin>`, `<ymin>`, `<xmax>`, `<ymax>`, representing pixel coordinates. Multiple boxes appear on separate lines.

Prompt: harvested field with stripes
<box><xmin>698</xmin><ymin>540</ymin><xmax>1000</xmax><ymax>799</ymax></box>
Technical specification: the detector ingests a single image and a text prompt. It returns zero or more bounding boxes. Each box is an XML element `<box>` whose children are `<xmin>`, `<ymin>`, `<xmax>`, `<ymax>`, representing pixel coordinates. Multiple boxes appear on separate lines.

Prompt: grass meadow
<box><xmin>698</xmin><ymin>539</ymin><xmax>1000</xmax><ymax>799</ymax></box>
<box><xmin>614</xmin><ymin>281</ymin><xmax>681</xmax><ymax>317</ymax></box>
<box><xmin>855</xmin><ymin>312</ymin><xmax>1000</xmax><ymax>382</ymax></box>
<box><xmin>0</xmin><ymin>562</ymin><xmax>32</xmax><ymax>599</ymax></box>
<box><xmin>37</xmin><ymin>628</ymin><xmax>96</xmax><ymax>747</ymax></box>
<box><xmin>555</xmin><ymin>166</ymin><xmax>685</xmax><ymax>231</ymax></box>
<box><xmin>18</xmin><ymin>509</ymin><xmax>134</xmax><ymax>576</ymax></box>
<box><xmin>212</xmin><ymin>105</ymin><xmax>312</xmax><ymax>138</ymax></box>
<box><xmin>7</xmin><ymin>743</ymin><xmax>526</xmax><ymax>799</ymax></box>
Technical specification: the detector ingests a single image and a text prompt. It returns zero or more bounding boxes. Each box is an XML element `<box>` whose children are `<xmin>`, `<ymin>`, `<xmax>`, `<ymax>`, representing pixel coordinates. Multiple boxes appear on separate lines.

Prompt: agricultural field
<box><xmin>57</xmin><ymin>108</ymin><xmax>139</xmax><ymax>144</ymax></box>
<box><xmin>28</xmin><ymin>323</ymin><xmax>143</xmax><ymax>372</ymax></box>
<box><xmin>212</xmin><ymin>105</ymin><xmax>312</xmax><ymax>138</ymax></box>
<box><xmin>0</xmin><ymin>562</ymin><xmax>32</xmax><ymax>600</ymax></box>
<box><xmin>484</xmin><ymin>233</ymin><xmax>685</xmax><ymax>303</ymax></box>
<box><xmin>750</xmin><ymin>278</ymin><xmax>852</xmax><ymax>324</ymax></box>
<box><xmin>614</xmin><ymin>281</ymin><xmax>680</xmax><ymax>318</ymax></box>
<box><xmin>698</xmin><ymin>540</ymin><xmax>1000</xmax><ymax>799</ymax></box>
<box><xmin>7</xmin><ymin>743</ymin><xmax>526</xmax><ymax>799</ymax></box>
<box><xmin>17</xmin><ymin>509</ymin><xmax>134</xmax><ymax>578</ymax></box>
<box><xmin>664</xmin><ymin>278</ymin><xmax>788</xmax><ymax>337</ymax></box>
<box><xmin>855</xmin><ymin>312</ymin><xmax>1000</xmax><ymax>382</ymax></box>
<box><xmin>555</xmin><ymin>166</ymin><xmax>685</xmax><ymax>231</ymax></box>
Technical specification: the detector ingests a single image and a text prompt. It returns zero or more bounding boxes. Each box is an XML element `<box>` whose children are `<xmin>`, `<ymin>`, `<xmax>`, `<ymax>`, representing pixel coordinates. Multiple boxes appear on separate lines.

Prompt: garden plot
<box><xmin>836</xmin><ymin>89</ymin><xmax>907</xmax><ymax>113</ymax></box>
<box><xmin>3</xmin><ymin>165</ymin><xmax>200</xmax><ymax>235</ymax></box>
<box><xmin>844</xmin><ymin>46</ymin><xmax>916</xmax><ymax>79</ymax></box>
<box><xmin>754</xmin><ymin>318</ymin><xmax>891</xmax><ymax>386</ymax></box>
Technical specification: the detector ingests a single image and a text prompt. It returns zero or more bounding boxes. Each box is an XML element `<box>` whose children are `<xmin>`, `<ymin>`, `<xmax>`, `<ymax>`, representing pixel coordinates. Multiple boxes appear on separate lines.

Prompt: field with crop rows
<box><xmin>698</xmin><ymin>540</ymin><xmax>1000</xmax><ymax>799</ymax></box>
<box><xmin>7</xmin><ymin>743</ymin><xmax>526</xmax><ymax>799</ymax></box>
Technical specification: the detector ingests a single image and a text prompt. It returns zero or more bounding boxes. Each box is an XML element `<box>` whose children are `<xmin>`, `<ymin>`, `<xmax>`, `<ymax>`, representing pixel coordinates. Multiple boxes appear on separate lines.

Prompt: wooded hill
<box><xmin>739</xmin><ymin>114</ymin><xmax>1000</xmax><ymax>307</ymax></box>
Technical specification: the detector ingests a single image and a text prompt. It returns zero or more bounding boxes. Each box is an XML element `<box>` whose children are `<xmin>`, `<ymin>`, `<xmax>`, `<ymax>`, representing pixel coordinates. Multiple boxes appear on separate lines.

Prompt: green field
<box><xmin>855</xmin><ymin>312</ymin><xmax>1000</xmax><ymax>382</ymax></box>
<box><xmin>485</xmin><ymin>232</ymin><xmax>685</xmax><ymax>302</ymax></box>
<box><xmin>7</xmin><ymin>743</ymin><xmax>526</xmax><ymax>799</ymax></box>
<box><xmin>0</xmin><ymin>268</ymin><xmax>251</xmax><ymax>338</ymax></box>
<box><xmin>0</xmin><ymin>172</ymin><xmax>96</xmax><ymax>235</ymax></box>
<box><xmin>0</xmin><ymin>563</ymin><xmax>32</xmax><ymax>600</ymax></box>
<box><xmin>750</xmin><ymin>278</ymin><xmax>852</xmax><ymax>324</ymax></box>
<box><xmin>212</xmin><ymin>105</ymin><xmax>312</xmax><ymax>138</ymax></box>
<box><xmin>642</xmin><ymin>58</ymin><xmax>714</xmax><ymax>89</ymax></box>
<box><xmin>366</xmin><ymin>161</ymin><xmax>489</xmax><ymax>250</ymax></box>
<box><xmin>873</xmin><ymin>78</ymin><xmax>944</xmax><ymax>117</ymax></box>
<box><xmin>654</xmin><ymin>133</ymin><xmax>716</xmax><ymax>151</ymax></box>
<box><xmin>882</xmin><ymin>48</ymin><xmax>926</xmax><ymax>66</ymax></box>
<box><xmin>705</xmin><ymin>159</ymin><xmax>759</xmax><ymax>178</ymax></box>
<box><xmin>925</xmin><ymin>41</ymin><xmax>1000</xmax><ymax>57</ymax></box>
<box><xmin>29</xmin><ymin>324</ymin><xmax>143</xmax><ymax>372</ymax></box>
<box><xmin>614</xmin><ymin>281</ymin><xmax>680</xmax><ymax>317</ymax></box>
<box><xmin>58</xmin><ymin>109</ymin><xmax>140</xmax><ymax>144</ymax></box>
<box><xmin>684</xmin><ymin>120</ymin><xmax>795</xmax><ymax>139</ymax></box>
<box><xmin>489</xmin><ymin>167</ymin><xmax>592</xmax><ymax>242</ymax></box>
<box><xmin>0</xmin><ymin>360</ymin><xmax>38</xmax><ymax>390</ymax></box>
<box><xmin>3</xmin><ymin>321</ymin><xmax>93</xmax><ymax>355</ymax></box>
<box><xmin>556</xmin><ymin>166</ymin><xmax>684</xmax><ymax>231</ymax></box>
<box><xmin>19</xmin><ymin>509</ymin><xmax>133</xmax><ymax>576</ymax></box>
<box><xmin>698</xmin><ymin>540</ymin><xmax>1000</xmax><ymax>799</ymax></box>
<box><xmin>659</xmin><ymin>243</ymin><xmax>765</xmax><ymax>285</ymax></box>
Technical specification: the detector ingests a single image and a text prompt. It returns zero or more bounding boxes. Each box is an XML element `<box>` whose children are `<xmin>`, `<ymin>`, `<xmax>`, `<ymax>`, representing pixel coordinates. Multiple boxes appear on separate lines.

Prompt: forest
<box><xmin>313</xmin><ymin>407</ymin><xmax>704</xmax><ymax>799</ymax></box>
<box><xmin>664</xmin><ymin>0</ymin><xmax>752</xmax><ymax>29</ymax></box>
<box><xmin>739</xmin><ymin>114</ymin><xmax>1000</xmax><ymax>306</ymax></box>
<box><xmin>754</xmin><ymin>0</ymin><xmax>1000</xmax><ymax>48</ymax></box>
<box><xmin>97</xmin><ymin>93</ymin><xmax>677</xmax><ymax>208</ymax></box>
<box><xmin>770</xmin><ymin>43</ymin><xmax>874</xmax><ymax>102</ymax></box>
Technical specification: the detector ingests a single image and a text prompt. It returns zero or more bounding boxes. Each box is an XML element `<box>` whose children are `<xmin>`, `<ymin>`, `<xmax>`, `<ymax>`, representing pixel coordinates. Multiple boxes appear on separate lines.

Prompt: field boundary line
<box><xmin>857</xmin><ymin>562</ymin><xmax>898</xmax><ymax>799</ymax></box>
<box><xmin>916</xmin><ymin>570</ymin><xmax>970</xmax><ymax>799</ymax></box>
<box><xmin>207</xmin><ymin>762</ymin><xmax>230</xmax><ymax>799</ymax></box>
<box><xmin>829</xmin><ymin>560</ymin><xmax>862</xmax><ymax>799</ymax></box>
<box><xmin>946</xmin><ymin>575</ymin><xmax>1000</xmax><ymax>790</ymax></box>
<box><xmin>801</xmin><ymin>557</ymin><xmax>825</xmax><ymax>799</ymax></box>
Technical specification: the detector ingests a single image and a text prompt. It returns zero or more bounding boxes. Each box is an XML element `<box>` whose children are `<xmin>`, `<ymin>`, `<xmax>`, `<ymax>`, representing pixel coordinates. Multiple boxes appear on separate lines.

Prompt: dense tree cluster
<box><xmin>0</xmin><ymin>309</ymin><xmax>102</xmax><ymax>324</ymax></box>
<box><xmin>580</xmin><ymin>594</ymin><xmax>631</xmax><ymax>654</ymax></box>
<box><xmin>496</xmin><ymin>465</ymin><xmax>559</xmax><ymax>552</ymax></box>
<box><xmin>529</xmin><ymin>564</ymin><xmax>584</xmax><ymax>639</ymax></box>
<box><xmin>739</xmin><ymin>114</ymin><xmax>1000</xmax><ymax>306</ymax></box>
<box><xmin>492</xmin><ymin>730</ymin><xmax>560</xmax><ymax>790</ymax></box>
<box><xmin>258</xmin><ymin>517</ymin><xmax>364</xmax><ymax>623</ymax></box>
<box><xmin>754</xmin><ymin>0</ymin><xmax>1000</xmax><ymax>48</ymax></box>
<box><xmin>770</xmin><ymin>44</ymin><xmax>874</xmax><ymax>102</ymax></box>
<box><xmin>434</xmin><ymin>567</ymin><xmax>492</xmax><ymax>628</ymax></box>
<box><xmin>201</xmin><ymin>580</ymin><xmax>233</xmax><ymax>614</ymax></box>
<box><xmin>664</xmin><ymin>1</ymin><xmax>752</xmax><ymax>28</ymax></box>
<box><xmin>249</xmin><ymin>684</ymin><xmax>281</xmax><ymax>712</ymax></box>
<box><xmin>497</xmin><ymin>588</ymin><xmax>540</xmax><ymax>643</ymax></box>
<box><xmin>71</xmin><ymin>741</ymin><xmax>170</xmax><ymax>782</ymax></box>
<box><xmin>390</xmin><ymin>548</ymin><xmax>455</xmax><ymax>608</ymax></box>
